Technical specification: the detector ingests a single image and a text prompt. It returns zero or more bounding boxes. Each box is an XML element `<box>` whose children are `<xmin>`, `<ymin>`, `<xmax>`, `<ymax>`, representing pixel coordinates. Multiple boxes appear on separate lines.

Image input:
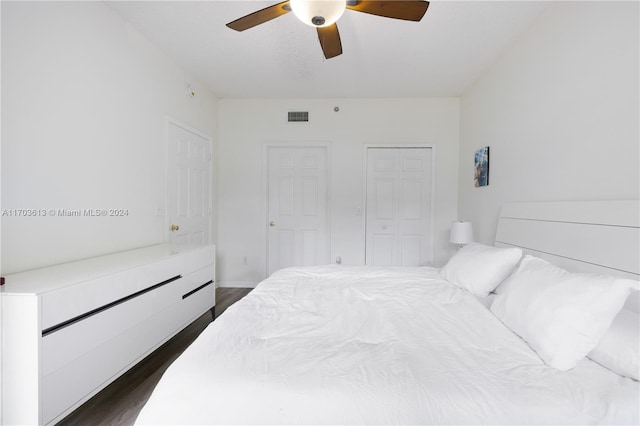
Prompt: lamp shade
<box><xmin>450</xmin><ymin>221</ymin><xmax>473</xmax><ymax>246</ymax></box>
<box><xmin>290</xmin><ymin>0</ymin><xmax>346</xmax><ymax>27</ymax></box>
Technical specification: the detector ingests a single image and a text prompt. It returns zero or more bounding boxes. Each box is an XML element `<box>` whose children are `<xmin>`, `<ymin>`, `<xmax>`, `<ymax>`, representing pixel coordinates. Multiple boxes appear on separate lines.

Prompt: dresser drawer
<box><xmin>182</xmin><ymin>283</ymin><xmax>215</xmax><ymax>325</ymax></box>
<box><xmin>41</xmin><ymin>299</ymin><xmax>185</xmax><ymax>424</ymax></box>
<box><xmin>183</xmin><ymin>245</ymin><xmax>215</xmax><ymax>275</ymax></box>
<box><xmin>41</xmin><ymin>275</ymin><xmax>183</xmax><ymax>376</ymax></box>
<box><xmin>182</xmin><ymin>265</ymin><xmax>215</xmax><ymax>296</ymax></box>
<box><xmin>41</xmin><ymin>256</ymin><xmax>183</xmax><ymax>330</ymax></box>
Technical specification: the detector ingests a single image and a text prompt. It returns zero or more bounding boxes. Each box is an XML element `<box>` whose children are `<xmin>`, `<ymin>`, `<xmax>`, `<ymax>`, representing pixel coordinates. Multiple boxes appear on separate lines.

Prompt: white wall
<box><xmin>1</xmin><ymin>2</ymin><xmax>219</xmax><ymax>274</ymax></box>
<box><xmin>459</xmin><ymin>1</ymin><xmax>639</xmax><ymax>244</ymax></box>
<box><xmin>218</xmin><ymin>98</ymin><xmax>459</xmax><ymax>287</ymax></box>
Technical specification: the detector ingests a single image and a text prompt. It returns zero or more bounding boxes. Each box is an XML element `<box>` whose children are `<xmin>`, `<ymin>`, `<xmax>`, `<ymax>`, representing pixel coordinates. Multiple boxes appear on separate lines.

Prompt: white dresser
<box><xmin>1</xmin><ymin>243</ymin><xmax>215</xmax><ymax>425</ymax></box>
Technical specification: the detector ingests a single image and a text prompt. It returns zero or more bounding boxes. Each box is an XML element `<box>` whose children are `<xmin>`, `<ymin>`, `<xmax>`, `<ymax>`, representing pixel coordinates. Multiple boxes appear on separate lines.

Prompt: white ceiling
<box><xmin>107</xmin><ymin>1</ymin><xmax>549</xmax><ymax>99</ymax></box>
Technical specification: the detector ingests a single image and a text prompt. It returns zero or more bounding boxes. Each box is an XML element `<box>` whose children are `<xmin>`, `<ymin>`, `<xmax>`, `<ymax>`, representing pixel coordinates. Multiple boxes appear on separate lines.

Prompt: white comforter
<box><xmin>136</xmin><ymin>266</ymin><xmax>639</xmax><ymax>425</ymax></box>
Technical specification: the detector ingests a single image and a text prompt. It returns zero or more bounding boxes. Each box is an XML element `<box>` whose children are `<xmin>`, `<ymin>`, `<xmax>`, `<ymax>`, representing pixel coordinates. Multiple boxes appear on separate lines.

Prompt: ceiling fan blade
<box><xmin>317</xmin><ymin>24</ymin><xmax>343</xmax><ymax>59</ymax></box>
<box><xmin>226</xmin><ymin>1</ymin><xmax>292</xmax><ymax>32</ymax></box>
<box><xmin>346</xmin><ymin>0</ymin><xmax>429</xmax><ymax>22</ymax></box>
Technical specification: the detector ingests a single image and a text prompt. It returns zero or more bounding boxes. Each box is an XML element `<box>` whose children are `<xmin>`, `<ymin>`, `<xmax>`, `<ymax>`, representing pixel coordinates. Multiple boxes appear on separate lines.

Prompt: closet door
<box><xmin>266</xmin><ymin>146</ymin><xmax>329</xmax><ymax>276</ymax></box>
<box><xmin>167</xmin><ymin>121</ymin><xmax>211</xmax><ymax>248</ymax></box>
<box><xmin>365</xmin><ymin>147</ymin><xmax>433</xmax><ymax>266</ymax></box>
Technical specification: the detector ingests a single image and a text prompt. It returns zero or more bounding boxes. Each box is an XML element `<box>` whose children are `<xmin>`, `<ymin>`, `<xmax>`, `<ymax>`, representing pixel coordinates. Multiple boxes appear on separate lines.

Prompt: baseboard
<box><xmin>216</xmin><ymin>281</ymin><xmax>257</xmax><ymax>289</ymax></box>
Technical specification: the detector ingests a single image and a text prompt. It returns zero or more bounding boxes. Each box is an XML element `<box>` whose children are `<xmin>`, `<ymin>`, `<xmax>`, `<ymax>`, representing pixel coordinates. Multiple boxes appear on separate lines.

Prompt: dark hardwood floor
<box><xmin>57</xmin><ymin>287</ymin><xmax>252</xmax><ymax>426</ymax></box>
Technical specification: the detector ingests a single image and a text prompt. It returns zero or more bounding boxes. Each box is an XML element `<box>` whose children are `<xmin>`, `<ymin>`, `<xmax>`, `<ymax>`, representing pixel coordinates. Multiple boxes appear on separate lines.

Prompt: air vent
<box><xmin>288</xmin><ymin>111</ymin><xmax>309</xmax><ymax>123</ymax></box>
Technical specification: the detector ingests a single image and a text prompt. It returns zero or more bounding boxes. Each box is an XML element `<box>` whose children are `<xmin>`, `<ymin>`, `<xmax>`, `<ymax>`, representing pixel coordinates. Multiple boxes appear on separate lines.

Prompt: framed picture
<box><xmin>474</xmin><ymin>146</ymin><xmax>490</xmax><ymax>187</ymax></box>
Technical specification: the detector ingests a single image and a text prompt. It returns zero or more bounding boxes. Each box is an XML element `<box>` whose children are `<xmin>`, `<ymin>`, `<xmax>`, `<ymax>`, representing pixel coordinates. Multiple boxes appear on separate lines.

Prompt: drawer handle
<box><xmin>182</xmin><ymin>280</ymin><xmax>214</xmax><ymax>299</ymax></box>
<box><xmin>42</xmin><ymin>275</ymin><xmax>182</xmax><ymax>337</ymax></box>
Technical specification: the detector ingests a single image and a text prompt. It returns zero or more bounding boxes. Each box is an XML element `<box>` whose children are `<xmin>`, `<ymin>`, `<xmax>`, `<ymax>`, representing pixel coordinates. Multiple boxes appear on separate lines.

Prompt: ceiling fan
<box><xmin>226</xmin><ymin>0</ymin><xmax>430</xmax><ymax>59</ymax></box>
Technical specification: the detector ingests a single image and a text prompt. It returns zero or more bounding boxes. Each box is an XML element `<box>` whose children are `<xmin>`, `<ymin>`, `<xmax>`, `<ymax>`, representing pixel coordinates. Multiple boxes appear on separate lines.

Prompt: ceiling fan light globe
<box><xmin>290</xmin><ymin>0</ymin><xmax>346</xmax><ymax>27</ymax></box>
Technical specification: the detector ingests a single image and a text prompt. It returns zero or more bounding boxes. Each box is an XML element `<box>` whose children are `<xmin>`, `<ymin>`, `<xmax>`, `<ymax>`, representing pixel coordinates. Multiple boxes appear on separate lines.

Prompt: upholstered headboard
<box><xmin>495</xmin><ymin>200</ymin><xmax>639</xmax><ymax>312</ymax></box>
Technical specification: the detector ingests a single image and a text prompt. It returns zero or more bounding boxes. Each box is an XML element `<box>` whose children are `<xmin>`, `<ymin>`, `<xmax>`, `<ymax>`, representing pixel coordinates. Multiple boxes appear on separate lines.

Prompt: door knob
<box><xmin>171</xmin><ymin>224</ymin><xmax>180</xmax><ymax>232</ymax></box>
<box><xmin>269</xmin><ymin>221</ymin><xmax>275</xmax><ymax>227</ymax></box>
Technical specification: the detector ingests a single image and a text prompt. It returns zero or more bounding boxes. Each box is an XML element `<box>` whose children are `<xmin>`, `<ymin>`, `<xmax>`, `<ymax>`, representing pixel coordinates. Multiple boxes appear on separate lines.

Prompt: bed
<box><xmin>136</xmin><ymin>200</ymin><xmax>639</xmax><ymax>425</ymax></box>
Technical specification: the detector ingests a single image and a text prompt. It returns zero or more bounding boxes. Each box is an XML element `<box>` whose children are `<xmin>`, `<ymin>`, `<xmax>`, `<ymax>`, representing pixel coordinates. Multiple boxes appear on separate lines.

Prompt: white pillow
<box><xmin>587</xmin><ymin>306</ymin><xmax>639</xmax><ymax>380</ymax></box>
<box><xmin>490</xmin><ymin>255</ymin><xmax>637</xmax><ymax>371</ymax></box>
<box><xmin>440</xmin><ymin>243</ymin><xmax>522</xmax><ymax>297</ymax></box>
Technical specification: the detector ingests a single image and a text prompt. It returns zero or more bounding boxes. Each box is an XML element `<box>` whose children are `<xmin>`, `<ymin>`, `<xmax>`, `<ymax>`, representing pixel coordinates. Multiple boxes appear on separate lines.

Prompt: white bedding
<box><xmin>136</xmin><ymin>265</ymin><xmax>639</xmax><ymax>425</ymax></box>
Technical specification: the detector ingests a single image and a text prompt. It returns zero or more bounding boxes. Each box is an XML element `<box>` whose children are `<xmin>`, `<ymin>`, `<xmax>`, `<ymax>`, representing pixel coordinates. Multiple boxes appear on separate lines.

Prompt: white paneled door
<box><xmin>366</xmin><ymin>147</ymin><xmax>433</xmax><ymax>266</ymax></box>
<box><xmin>267</xmin><ymin>146</ymin><xmax>329</xmax><ymax>276</ymax></box>
<box><xmin>167</xmin><ymin>121</ymin><xmax>211</xmax><ymax>249</ymax></box>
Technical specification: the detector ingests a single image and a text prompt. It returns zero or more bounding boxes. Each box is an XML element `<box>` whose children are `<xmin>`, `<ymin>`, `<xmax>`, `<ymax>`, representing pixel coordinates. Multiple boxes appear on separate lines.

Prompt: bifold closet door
<box><xmin>365</xmin><ymin>147</ymin><xmax>433</xmax><ymax>266</ymax></box>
